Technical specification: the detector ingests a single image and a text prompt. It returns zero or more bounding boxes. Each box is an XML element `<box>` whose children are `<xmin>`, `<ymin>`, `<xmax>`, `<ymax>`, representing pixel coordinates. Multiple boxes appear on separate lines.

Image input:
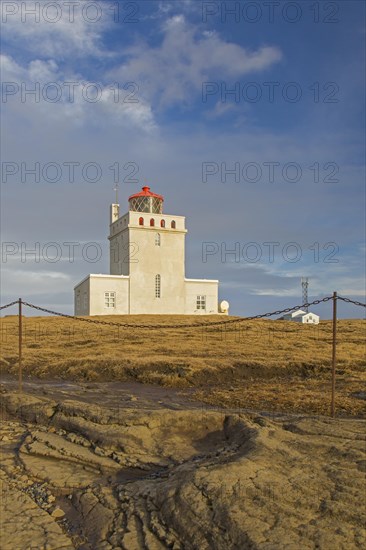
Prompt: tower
<box><xmin>301</xmin><ymin>277</ymin><xmax>309</xmax><ymax>312</ymax></box>
<box><xmin>108</xmin><ymin>186</ymin><xmax>187</xmax><ymax>314</ymax></box>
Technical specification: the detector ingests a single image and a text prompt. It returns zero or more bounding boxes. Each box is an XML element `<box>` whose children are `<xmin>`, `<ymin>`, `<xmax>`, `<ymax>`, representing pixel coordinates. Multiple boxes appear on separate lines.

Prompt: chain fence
<box><xmin>1</xmin><ymin>294</ymin><xmax>364</xmax><ymax>330</ymax></box>
<box><xmin>0</xmin><ymin>300</ymin><xmax>20</xmax><ymax>311</ymax></box>
<box><xmin>337</xmin><ymin>296</ymin><xmax>366</xmax><ymax>308</ymax></box>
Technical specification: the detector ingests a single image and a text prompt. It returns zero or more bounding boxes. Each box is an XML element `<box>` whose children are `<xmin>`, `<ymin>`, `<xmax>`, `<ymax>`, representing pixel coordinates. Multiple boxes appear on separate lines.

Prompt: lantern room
<box><xmin>128</xmin><ymin>186</ymin><xmax>164</xmax><ymax>214</ymax></box>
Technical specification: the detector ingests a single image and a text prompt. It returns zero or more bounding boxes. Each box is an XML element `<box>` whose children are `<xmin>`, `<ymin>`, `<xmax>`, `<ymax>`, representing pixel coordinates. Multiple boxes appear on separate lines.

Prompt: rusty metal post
<box><xmin>18</xmin><ymin>298</ymin><xmax>23</xmax><ymax>394</ymax></box>
<box><xmin>331</xmin><ymin>291</ymin><xmax>337</xmax><ymax>417</ymax></box>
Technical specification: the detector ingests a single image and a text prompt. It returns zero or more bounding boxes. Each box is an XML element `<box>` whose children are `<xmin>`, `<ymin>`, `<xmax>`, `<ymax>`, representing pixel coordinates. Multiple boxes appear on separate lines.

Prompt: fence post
<box><xmin>331</xmin><ymin>291</ymin><xmax>337</xmax><ymax>417</ymax></box>
<box><xmin>18</xmin><ymin>298</ymin><xmax>22</xmax><ymax>394</ymax></box>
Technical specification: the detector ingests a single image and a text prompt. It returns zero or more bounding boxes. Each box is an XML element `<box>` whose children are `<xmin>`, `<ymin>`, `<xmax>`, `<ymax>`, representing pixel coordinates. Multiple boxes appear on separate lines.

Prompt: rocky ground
<box><xmin>0</xmin><ymin>379</ymin><xmax>365</xmax><ymax>550</ymax></box>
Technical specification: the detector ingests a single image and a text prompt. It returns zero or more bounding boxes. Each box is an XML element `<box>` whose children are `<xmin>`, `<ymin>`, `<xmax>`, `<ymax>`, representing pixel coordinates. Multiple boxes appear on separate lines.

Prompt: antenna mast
<box><xmin>301</xmin><ymin>277</ymin><xmax>309</xmax><ymax>312</ymax></box>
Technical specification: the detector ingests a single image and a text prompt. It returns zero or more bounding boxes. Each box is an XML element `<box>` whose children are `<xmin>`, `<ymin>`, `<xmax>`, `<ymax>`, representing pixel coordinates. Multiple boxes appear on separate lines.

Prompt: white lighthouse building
<box><xmin>74</xmin><ymin>186</ymin><xmax>228</xmax><ymax>316</ymax></box>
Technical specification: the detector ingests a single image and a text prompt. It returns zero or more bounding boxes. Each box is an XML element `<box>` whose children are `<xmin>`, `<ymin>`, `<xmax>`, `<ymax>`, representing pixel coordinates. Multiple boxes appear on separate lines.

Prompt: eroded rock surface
<box><xmin>1</xmin><ymin>388</ymin><xmax>365</xmax><ymax>549</ymax></box>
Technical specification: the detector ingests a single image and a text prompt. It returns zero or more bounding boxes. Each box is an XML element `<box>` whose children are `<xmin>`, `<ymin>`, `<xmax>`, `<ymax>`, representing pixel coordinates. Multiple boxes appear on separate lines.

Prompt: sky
<box><xmin>1</xmin><ymin>0</ymin><xmax>365</xmax><ymax>319</ymax></box>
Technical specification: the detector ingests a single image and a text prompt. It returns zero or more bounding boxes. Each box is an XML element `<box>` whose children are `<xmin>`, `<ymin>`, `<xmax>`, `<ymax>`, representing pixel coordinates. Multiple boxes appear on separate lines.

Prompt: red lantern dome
<box><xmin>128</xmin><ymin>186</ymin><xmax>164</xmax><ymax>214</ymax></box>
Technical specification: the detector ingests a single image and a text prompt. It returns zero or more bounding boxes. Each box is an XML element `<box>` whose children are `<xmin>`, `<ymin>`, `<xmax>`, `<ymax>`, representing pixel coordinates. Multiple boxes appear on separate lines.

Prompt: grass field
<box><xmin>1</xmin><ymin>314</ymin><xmax>365</xmax><ymax>416</ymax></box>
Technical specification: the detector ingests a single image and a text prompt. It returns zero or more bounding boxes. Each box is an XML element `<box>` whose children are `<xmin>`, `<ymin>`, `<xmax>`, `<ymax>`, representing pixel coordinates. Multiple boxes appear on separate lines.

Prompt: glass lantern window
<box><xmin>129</xmin><ymin>196</ymin><xmax>163</xmax><ymax>214</ymax></box>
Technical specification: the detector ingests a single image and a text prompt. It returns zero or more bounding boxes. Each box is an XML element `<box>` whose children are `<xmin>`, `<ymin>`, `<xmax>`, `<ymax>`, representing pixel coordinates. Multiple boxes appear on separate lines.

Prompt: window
<box><xmin>139</xmin><ymin>217</ymin><xmax>144</xmax><ymax>226</ymax></box>
<box><xmin>76</xmin><ymin>292</ymin><xmax>80</xmax><ymax>309</ymax></box>
<box><xmin>83</xmin><ymin>293</ymin><xmax>88</xmax><ymax>309</ymax></box>
<box><xmin>105</xmin><ymin>291</ymin><xmax>116</xmax><ymax>308</ymax></box>
<box><xmin>171</xmin><ymin>220</ymin><xmax>176</xmax><ymax>229</ymax></box>
<box><xmin>150</xmin><ymin>218</ymin><xmax>155</xmax><ymax>226</ymax></box>
<box><xmin>155</xmin><ymin>233</ymin><xmax>161</xmax><ymax>246</ymax></box>
<box><xmin>160</xmin><ymin>219</ymin><xmax>165</xmax><ymax>228</ymax></box>
<box><xmin>155</xmin><ymin>274</ymin><xmax>161</xmax><ymax>298</ymax></box>
<box><xmin>129</xmin><ymin>196</ymin><xmax>163</xmax><ymax>214</ymax></box>
<box><xmin>196</xmin><ymin>295</ymin><xmax>206</xmax><ymax>310</ymax></box>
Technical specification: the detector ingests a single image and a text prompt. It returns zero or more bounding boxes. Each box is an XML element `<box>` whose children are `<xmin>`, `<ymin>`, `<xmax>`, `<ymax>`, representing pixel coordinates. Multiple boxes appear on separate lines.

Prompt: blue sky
<box><xmin>1</xmin><ymin>0</ymin><xmax>365</xmax><ymax>319</ymax></box>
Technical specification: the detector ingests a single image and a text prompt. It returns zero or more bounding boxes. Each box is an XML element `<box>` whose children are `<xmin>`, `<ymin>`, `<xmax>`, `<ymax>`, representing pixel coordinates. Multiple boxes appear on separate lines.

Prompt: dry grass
<box><xmin>1</xmin><ymin>314</ymin><xmax>365</xmax><ymax>416</ymax></box>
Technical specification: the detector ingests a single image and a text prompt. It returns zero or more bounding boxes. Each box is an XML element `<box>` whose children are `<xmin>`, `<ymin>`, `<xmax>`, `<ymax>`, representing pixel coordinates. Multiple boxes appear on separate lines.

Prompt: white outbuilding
<box><xmin>74</xmin><ymin>186</ymin><xmax>229</xmax><ymax>316</ymax></box>
<box><xmin>279</xmin><ymin>309</ymin><xmax>320</xmax><ymax>324</ymax></box>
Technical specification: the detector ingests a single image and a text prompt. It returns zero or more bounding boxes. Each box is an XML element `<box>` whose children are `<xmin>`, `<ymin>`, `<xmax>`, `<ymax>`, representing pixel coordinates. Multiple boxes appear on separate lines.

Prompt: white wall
<box><xmin>109</xmin><ymin>212</ymin><xmax>130</xmax><ymax>275</ymax></box>
<box><xmin>128</xmin><ymin>218</ymin><xmax>187</xmax><ymax>314</ymax></box>
<box><xmin>74</xmin><ymin>277</ymin><xmax>90</xmax><ymax>316</ymax></box>
<box><xmin>185</xmin><ymin>279</ymin><xmax>219</xmax><ymax>314</ymax></box>
<box><xmin>74</xmin><ymin>275</ymin><xmax>129</xmax><ymax>315</ymax></box>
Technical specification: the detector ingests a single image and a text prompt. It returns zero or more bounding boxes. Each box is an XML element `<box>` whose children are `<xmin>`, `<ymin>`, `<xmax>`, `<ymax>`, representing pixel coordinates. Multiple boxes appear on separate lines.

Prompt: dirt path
<box><xmin>0</xmin><ymin>375</ymin><xmax>207</xmax><ymax>410</ymax></box>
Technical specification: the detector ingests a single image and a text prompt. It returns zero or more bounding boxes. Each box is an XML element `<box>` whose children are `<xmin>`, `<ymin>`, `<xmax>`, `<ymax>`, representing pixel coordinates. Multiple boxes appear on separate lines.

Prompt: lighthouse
<box><xmin>74</xmin><ymin>186</ymin><xmax>227</xmax><ymax>315</ymax></box>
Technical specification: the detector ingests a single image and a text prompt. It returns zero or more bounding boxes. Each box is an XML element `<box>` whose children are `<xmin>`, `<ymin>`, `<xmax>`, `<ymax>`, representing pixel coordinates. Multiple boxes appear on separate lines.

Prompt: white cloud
<box><xmin>111</xmin><ymin>15</ymin><xmax>282</xmax><ymax>108</ymax></box>
<box><xmin>1</xmin><ymin>54</ymin><xmax>157</xmax><ymax>132</ymax></box>
<box><xmin>1</xmin><ymin>0</ymin><xmax>112</xmax><ymax>59</ymax></box>
<box><xmin>205</xmin><ymin>101</ymin><xmax>237</xmax><ymax>118</ymax></box>
<box><xmin>146</xmin><ymin>1</ymin><xmax>200</xmax><ymax>20</ymax></box>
